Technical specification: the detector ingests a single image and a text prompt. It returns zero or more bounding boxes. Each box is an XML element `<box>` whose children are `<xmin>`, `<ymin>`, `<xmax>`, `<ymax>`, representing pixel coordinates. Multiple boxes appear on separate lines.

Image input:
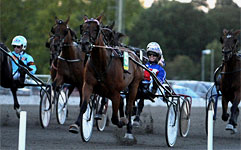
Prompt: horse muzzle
<box><xmin>222</xmin><ymin>49</ymin><xmax>232</xmax><ymax>62</ymax></box>
<box><xmin>81</xmin><ymin>41</ymin><xmax>92</xmax><ymax>53</ymax></box>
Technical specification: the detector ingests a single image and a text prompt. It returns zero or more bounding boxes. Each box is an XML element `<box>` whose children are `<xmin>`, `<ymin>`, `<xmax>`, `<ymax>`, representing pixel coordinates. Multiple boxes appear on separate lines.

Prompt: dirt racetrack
<box><xmin>0</xmin><ymin>104</ymin><xmax>240</xmax><ymax>150</ymax></box>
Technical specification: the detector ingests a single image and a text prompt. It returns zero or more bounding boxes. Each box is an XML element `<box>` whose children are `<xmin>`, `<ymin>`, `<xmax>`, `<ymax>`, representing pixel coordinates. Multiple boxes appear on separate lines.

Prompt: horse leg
<box><xmin>52</xmin><ymin>75</ymin><xmax>64</xmax><ymax>105</ymax></box>
<box><xmin>69</xmin><ymin>83</ymin><xmax>92</xmax><ymax>134</ymax></box>
<box><xmin>221</xmin><ymin>96</ymin><xmax>229</xmax><ymax>121</ymax></box>
<box><xmin>124</xmin><ymin>83</ymin><xmax>139</xmax><ymax>141</ymax></box>
<box><xmin>95</xmin><ymin>97</ymin><xmax>107</xmax><ymax>119</ymax></box>
<box><xmin>119</xmin><ymin>96</ymin><xmax>125</xmax><ymax>118</ymax></box>
<box><xmin>67</xmin><ymin>85</ymin><xmax>75</xmax><ymax>98</ymax></box>
<box><xmin>133</xmin><ymin>98</ymin><xmax>144</xmax><ymax>127</ymax></box>
<box><xmin>226</xmin><ymin>95</ymin><xmax>240</xmax><ymax>133</ymax></box>
<box><xmin>76</xmin><ymin>86</ymin><xmax>82</xmax><ymax>108</ymax></box>
<box><xmin>11</xmin><ymin>87</ymin><xmax>21</xmax><ymax>118</ymax></box>
<box><xmin>111</xmin><ymin>94</ymin><xmax>127</xmax><ymax>128</ymax></box>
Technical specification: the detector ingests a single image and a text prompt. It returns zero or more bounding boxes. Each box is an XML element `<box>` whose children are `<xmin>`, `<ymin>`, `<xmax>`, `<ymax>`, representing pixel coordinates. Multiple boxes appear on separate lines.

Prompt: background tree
<box><xmin>0</xmin><ymin>0</ymin><xmax>143</xmax><ymax>74</ymax></box>
<box><xmin>166</xmin><ymin>55</ymin><xmax>199</xmax><ymax>80</ymax></box>
<box><xmin>0</xmin><ymin>0</ymin><xmax>240</xmax><ymax>80</ymax></box>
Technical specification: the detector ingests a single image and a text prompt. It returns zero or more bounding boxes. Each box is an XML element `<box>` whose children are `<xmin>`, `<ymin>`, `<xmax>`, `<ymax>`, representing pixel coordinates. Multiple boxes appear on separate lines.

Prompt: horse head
<box><xmin>100</xmin><ymin>21</ymin><xmax>125</xmax><ymax>48</ymax></box>
<box><xmin>220</xmin><ymin>29</ymin><xmax>240</xmax><ymax>62</ymax></box>
<box><xmin>80</xmin><ymin>15</ymin><xmax>102</xmax><ymax>53</ymax></box>
<box><xmin>48</xmin><ymin>16</ymin><xmax>77</xmax><ymax>63</ymax></box>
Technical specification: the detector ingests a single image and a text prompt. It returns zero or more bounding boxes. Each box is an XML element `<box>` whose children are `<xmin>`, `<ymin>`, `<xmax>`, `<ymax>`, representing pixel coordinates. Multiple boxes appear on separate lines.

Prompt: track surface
<box><xmin>0</xmin><ymin>104</ymin><xmax>240</xmax><ymax>150</ymax></box>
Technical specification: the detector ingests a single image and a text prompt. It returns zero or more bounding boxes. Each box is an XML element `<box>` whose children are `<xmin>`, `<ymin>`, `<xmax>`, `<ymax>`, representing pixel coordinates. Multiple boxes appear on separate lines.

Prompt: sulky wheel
<box><xmin>165</xmin><ymin>103</ymin><xmax>179</xmax><ymax>147</ymax></box>
<box><xmin>39</xmin><ymin>86</ymin><xmax>52</xmax><ymax>128</ymax></box>
<box><xmin>179</xmin><ymin>99</ymin><xmax>191</xmax><ymax>137</ymax></box>
<box><xmin>56</xmin><ymin>87</ymin><xmax>68</xmax><ymax>125</ymax></box>
<box><xmin>80</xmin><ymin>99</ymin><xmax>94</xmax><ymax>142</ymax></box>
<box><xmin>96</xmin><ymin>97</ymin><xmax>109</xmax><ymax>132</ymax></box>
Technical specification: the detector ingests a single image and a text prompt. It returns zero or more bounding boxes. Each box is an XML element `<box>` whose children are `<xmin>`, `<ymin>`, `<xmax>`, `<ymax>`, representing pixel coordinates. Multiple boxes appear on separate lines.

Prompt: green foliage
<box><xmin>166</xmin><ymin>55</ymin><xmax>199</xmax><ymax>80</ymax></box>
<box><xmin>127</xmin><ymin>0</ymin><xmax>240</xmax><ymax>80</ymax></box>
<box><xmin>207</xmin><ymin>5</ymin><xmax>241</xmax><ymax>36</ymax></box>
<box><xmin>0</xmin><ymin>0</ymin><xmax>240</xmax><ymax>80</ymax></box>
<box><xmin>0</xmin><ymin>0</ymin><xmax>143</xmax><ymax>74</ymax></box>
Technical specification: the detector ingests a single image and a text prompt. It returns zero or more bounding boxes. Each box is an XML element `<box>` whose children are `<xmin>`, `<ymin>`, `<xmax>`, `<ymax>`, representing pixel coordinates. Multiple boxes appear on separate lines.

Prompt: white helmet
<box><xmin>11</xmin><ymin>35</ymin><xmax>27</xmax><ymax>50</ymax></box>
<box><xmin>146</xmin><ymin>42</ymin><xmax>162</xmax><ymax>57</ymax></box>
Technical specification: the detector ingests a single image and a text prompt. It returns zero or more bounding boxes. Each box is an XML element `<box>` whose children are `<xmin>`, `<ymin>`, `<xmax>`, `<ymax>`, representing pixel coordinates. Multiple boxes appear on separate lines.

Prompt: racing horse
<box><xmin>220</xmin><ymin>29</ymin><xmax>241</xmax><ymax>133</ymax></box>
<box><xmin>50</xmin><ymin>16</ymin><xmax>86</xmax><ymax>107</ymax></box>
<box><xmin>69</xmin><ymin>15</ymin><xmax>143</xmax><ymax>142</ymax></box>
<box><xmin>46</xmin><ymin>20</ymin><xmax>77</xmax><ymax>100</ymax></box>
<box><xmin>0</xmin><ymin>43</ymin><xmax>22</xmax><ymax>118</ymax></box>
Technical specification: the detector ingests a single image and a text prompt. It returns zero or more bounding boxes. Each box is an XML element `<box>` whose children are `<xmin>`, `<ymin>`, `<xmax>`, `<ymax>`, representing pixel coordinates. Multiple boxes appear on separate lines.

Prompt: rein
<box><xmin>52</xmin><ymin>28</ymin><xmax>82</xmax><ymax>63</ymax></box>
<box><xmin>83</xmin><ymin>21</ymin><xmax>118</xmax><ymax>82</ymax></box>
<box><xmin>220</xmin><ymin>68</ymin><xmax>241</xmax><ymax>75</ymax></box>
<box><xmin>58</xmin><ymin>55</ymin><xmax>81</xmax><ymax>62</ymax></box>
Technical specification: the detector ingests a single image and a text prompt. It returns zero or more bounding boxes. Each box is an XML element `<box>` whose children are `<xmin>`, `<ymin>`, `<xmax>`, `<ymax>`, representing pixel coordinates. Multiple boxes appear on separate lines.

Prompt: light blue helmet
<box><xmin>11</xmin><ymin>35</ymin><xmax>27</xmax><ymax>50</ymax></box>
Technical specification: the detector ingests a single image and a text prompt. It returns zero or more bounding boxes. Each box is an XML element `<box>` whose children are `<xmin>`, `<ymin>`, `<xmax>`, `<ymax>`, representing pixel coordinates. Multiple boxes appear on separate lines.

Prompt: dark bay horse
<box><xmin>50</xmin><ymin>17</ymin><xmax>86</xmax><ymax>106</ymax></box>
<box><xmin>69</xmin><ymin>15</ymin><xmax>143</xmax><ymax>142</ymax></box>
<box><xmin>0</xmin><ymin>43</ymin><xmax>22</xmax><ymax>117</ymax></box>
<box><xmin>220</xmin><ymin>29</ymin><xmax>241</xmax><ymax>133</ymax></box>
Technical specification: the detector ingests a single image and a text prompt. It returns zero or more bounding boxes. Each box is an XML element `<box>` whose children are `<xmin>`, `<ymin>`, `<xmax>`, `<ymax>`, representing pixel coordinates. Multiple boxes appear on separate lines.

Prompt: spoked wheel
<box><xmin>179</xmin><ymin>99</ymin><xmax>191</xmax><ymax>137</ymax></box>
<box><xmin>205</xmin><ymin>100</ymin><xmax>214</xmax><ymax>135</ymax></box>
<box><xmin>96</xmin><ymin>97</ymin><xmax>109</xmax><ymax>132</ymax></box>
<box><xmin>80</xmin><ymin>100</ymin><xmax>94</xmax><ymax>142</ymax></box>
<box><xmin>56</xmin><ymin>87</ymin><xmax>68</xmax><ymax>125</ymax></box>
<box><xmin>165</xmin><ymin>103</ymin><xmax>179</xmax><ymax>147</ymax></box>
<box><xmin>39</xmin><ymin>86</ymin><xmax>52</xmax><ymax>128</ymax></box>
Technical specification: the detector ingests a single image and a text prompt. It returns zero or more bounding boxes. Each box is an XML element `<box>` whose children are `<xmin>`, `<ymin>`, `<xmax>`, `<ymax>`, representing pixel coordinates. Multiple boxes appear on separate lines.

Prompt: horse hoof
<box><xmin>132</xmin><ymin>121</ymin><xmax>140</xmax><ymax>127</ymax></box>
<box><xmin>232</xmin><ymin>128</ymin><xmax>238</xmax><ymax>134</ymax></box>
<box><xmin>124</xmin><ymin>133</ymin><xmax>134</xmax><ymax>139</ymax></box>
<box><xmin>222</xmin><ymin>114</ymin><xmax>229</xmax><ymax>121</ymax></box>
<box><xmin>15</xmin><ymin>107</ymin><xmax>21</xmax><ymax>119</ymax></box>
<box><xmin>69</xmin><ymin>124</ymin><xmax>79</xmax><ymax>134</ymax></box>
<box><xmin>120</xmin><ymin>117</ymin><xmax>128</xmax><ymax>125</ymax></box>
<box><xmin>121</xmin><ymin>133</ymin><xmax>137</xmax><ymax>145</ymax></box>
<box><xmin>226</xmin><ymin>124</ymin><xmax>234</xmax><ymax>130</ymax></box>
<box><xmin>226</xmin><ymin>124</ymin><xmax>238</xmax><ymax>134</ymax></box>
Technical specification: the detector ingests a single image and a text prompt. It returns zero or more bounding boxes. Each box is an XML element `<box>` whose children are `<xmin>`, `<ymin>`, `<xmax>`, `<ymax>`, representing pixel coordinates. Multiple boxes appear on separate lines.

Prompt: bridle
<box><xmin>220</xmin><ymin>33</ymin><xmax>241</xmax><ymax>75</ymax></box>
<box><xmin>81</xmin><ymin>19</ymin><xmax>113</xmax><ymax>52</ymax></box>
<box><xmin>81</xmin><ymin>19</ymin><xmax>118</xmax><ymax>82</ymax></box>
<box><xmin>221</xmin><ymin>34</ymin><xmax>239</xmax><ymax>62</ymax></box>
<box><xmin>50</xmin><ymin>21</ymin><xmax>81</xmax><ymax>63</ymax></box>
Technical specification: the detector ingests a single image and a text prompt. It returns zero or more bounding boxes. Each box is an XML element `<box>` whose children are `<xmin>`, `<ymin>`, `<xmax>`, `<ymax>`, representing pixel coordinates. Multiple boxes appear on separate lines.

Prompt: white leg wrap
<box><xmin>225</xmin><ymin>124</ymin><xmax>234</xmax><ymax>130</ymax></box>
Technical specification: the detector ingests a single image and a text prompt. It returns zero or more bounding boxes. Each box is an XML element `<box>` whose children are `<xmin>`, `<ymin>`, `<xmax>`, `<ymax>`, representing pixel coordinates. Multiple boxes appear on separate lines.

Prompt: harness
<box><xmin>82</xmin><ymin>19</ymin><xmax>132</xmax><ymax>82</ymax></box>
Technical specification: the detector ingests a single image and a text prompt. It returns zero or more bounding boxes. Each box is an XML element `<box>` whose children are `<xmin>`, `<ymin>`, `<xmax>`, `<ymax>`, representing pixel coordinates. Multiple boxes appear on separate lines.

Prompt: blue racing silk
<box><xmin>8</xmin><ymin>51</ymin><xmax>37</xmax><ymax>75</ymax></box>
<box><xmin>143</xmin><ymin>62</ymin><xmax>166</xmax><ymax>84</ymax></box>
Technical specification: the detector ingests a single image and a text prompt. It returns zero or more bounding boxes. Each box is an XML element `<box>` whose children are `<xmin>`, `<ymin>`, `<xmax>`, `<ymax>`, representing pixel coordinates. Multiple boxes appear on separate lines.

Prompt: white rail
<box><xmin>207</xmin><ymin>105</ymin><xmax>214</xmax><ymax>150</ymax></box>
<box><xmin>18</xmin><ymin>111</ymin><xmax>27</xmax><ymax>150</ymax></box>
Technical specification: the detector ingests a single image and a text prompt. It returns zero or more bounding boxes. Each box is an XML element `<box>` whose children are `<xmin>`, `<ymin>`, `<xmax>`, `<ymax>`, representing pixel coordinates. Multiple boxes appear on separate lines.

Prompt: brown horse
<box><xmin>50</xmin><ymin>17</ymin><xmax>86</xmax><ymax>107</ymax></box>
<box><xmin>0</xmin><ymin>43</ymin><xmax>22</xmax><ymax>117</ymax></box>
<box><xmin>46</xmin><ymin>24</ymin><xmax>76</xmax><ymax>99</ymax></box>
<box><xmin>69</xmin><ymin>15</ymin><xmax>143</xmax><ymax>142</ymax></box>
<box><xmin>220</xmin><ymin>29</ymin><xmax>241</xmax><ymax>133</ymax></box>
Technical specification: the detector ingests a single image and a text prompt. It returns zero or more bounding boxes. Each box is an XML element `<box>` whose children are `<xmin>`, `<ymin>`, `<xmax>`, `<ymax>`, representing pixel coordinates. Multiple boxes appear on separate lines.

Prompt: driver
<box><xmin>143</xmin><ymin>42</ymin><xmax>166</xmax><ymax>94</ymax></box>
<box><xmin>133</xmin><ymin>42</ymin><xmax>166</xmax><ymax>127</ymax></box>
<box><xmin>9</xmin><ymin>35</ymin><xmax>37</xmax><ymax>85</ymax></box>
